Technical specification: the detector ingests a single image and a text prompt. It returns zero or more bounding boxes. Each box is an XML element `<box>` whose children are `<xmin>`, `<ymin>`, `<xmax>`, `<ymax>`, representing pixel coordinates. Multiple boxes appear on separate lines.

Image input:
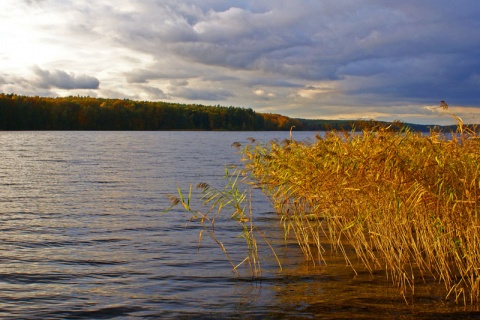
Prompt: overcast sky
<box><xmin>1</xmin><ymin>0</ymin><xmax>479</xmax><ymax>124</ymax></box>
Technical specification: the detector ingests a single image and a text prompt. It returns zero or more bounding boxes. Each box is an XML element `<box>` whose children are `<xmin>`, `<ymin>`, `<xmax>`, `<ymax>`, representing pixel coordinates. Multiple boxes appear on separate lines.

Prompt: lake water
<box><xmin>0</xmin><ymin>131</ymin><xmax>479</xmax><ymax>319</ymax></box>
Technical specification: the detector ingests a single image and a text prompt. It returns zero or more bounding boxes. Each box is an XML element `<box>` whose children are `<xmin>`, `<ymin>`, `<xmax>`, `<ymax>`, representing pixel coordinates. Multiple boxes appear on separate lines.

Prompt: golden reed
<box><xmin>241</xmin><ymin>109</ymin><xmax>479</xmax><ymax>304</ymax></box>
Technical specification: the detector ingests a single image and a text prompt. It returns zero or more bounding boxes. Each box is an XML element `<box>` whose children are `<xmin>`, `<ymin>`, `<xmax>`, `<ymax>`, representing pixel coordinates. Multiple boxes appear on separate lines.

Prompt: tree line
<box><xmin>0</xmin><ymin>93</ymin><xmax>459</xmax><ymax>132</ymax></box>
<box><xmin>0</xmin><ymin>94</ymin><xmax>303</xmax><ymax>131</ymax></box>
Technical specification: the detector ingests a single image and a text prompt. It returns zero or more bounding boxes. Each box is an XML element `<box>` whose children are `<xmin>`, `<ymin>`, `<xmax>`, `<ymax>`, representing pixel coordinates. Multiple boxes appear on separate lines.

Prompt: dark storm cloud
<box><xmin>341</xmin><ymin>52</ymin><xmax>480</xmax><ymax>105</ymax></box>
<box><xmin>33</xmin><ymin>66</ymin><xmax>100</xmax><ymax>90</ymax></box>
<box><xmin>116</xmin><ymin>0</ymin><xmax>480</xmax><ymax>106</ymax></box>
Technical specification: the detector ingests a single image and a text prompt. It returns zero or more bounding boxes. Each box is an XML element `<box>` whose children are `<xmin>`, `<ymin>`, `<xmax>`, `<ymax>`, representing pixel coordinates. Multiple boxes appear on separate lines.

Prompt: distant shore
<box><xmin>0</xmin><ymin>93</ymin><xmax>473</xmax><ymax>132</ymax></box>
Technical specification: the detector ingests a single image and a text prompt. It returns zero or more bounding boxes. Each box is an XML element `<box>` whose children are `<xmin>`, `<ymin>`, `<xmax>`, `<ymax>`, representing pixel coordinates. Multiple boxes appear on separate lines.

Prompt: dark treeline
<box><xmin>0</xmin><ymin>94</ymin><xmax>303</xmax><ymax>131</ymax></box>
<box><xmin>0</xmin><ymin>94</ymin><xmax>466</xmax><ymax>132</ymax></box>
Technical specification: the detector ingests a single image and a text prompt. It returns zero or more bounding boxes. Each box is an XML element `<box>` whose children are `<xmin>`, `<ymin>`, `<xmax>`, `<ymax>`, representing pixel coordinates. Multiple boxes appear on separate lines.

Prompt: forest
<box><xmin>0</xmin><ymin>93</ymin><xmax>453</xmax><ymax>131</ymax></box>
<box><xmin>0</xmin><ymin>94</ymin><xmax>302</xmax><ymax>131</ymax></box>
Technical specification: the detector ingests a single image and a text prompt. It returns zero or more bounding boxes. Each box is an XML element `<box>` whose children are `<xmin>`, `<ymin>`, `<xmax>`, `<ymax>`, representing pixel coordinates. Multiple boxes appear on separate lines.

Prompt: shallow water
<box><xmin>0</xmin><ymin>131</ymin><xmax>478</xmax><ymax>319</ymax></box>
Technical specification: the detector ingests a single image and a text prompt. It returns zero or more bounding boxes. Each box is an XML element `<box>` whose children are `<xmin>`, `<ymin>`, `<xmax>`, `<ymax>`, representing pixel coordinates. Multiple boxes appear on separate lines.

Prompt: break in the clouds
<box><xmin>1</xmin><ymin>0</ymin><xmax>480</xmax><ymax>124</ymax></box>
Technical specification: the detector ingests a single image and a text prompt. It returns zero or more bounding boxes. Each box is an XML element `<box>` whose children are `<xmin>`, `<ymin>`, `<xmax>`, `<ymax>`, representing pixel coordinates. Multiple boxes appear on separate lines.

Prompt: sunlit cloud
<box><xmin>296</xmin><ymin>82</ymin><xmax>339</xmax><ymax>99</ymax></box>
<box><xmin>253</xmin><ymin>89</ymin><xmax>275</xmax><ymax>100</ymax></box>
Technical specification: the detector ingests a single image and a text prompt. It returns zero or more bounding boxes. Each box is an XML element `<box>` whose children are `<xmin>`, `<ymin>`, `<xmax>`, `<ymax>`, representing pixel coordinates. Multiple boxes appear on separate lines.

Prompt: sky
<box><xmin>1</xmin><ymin>1</ymin><xmax>480</xmax><ymax>125</ymax></box>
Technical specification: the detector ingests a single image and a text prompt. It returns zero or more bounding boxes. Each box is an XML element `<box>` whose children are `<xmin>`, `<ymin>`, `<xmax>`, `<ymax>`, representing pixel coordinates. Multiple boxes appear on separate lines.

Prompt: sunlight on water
<box><xmin>0</xmin><ymin>131</ymin><xmax>478</xmax><ymax>319</ymax></box>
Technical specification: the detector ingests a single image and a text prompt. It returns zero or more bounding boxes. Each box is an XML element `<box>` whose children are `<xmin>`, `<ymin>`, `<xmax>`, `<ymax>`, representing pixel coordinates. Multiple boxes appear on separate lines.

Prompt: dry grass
<box><xmin>240</xmin><ymin>115</ymin><xmax>480</xmax><ymax>304</ymax></box>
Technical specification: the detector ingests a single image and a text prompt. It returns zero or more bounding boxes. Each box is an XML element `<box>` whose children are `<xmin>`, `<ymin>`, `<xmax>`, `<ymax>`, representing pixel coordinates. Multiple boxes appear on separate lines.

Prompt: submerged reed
<box><xmin>240</xmin><ymin>111</ymin><xmax>480</xmax><ymax>304</ymax></box>
<box><xmin>165</xmin><ymin>167</ymin><xmax>282</xmax><ymax>278</ymax></box>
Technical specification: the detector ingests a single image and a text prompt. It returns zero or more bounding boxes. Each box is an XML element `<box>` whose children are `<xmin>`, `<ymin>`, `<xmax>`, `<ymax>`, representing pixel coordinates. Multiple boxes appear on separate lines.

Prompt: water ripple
<box><xmin>0</xmin><ymin>131</ymin><xmax>477</xmax><ymax>319</ymax></box>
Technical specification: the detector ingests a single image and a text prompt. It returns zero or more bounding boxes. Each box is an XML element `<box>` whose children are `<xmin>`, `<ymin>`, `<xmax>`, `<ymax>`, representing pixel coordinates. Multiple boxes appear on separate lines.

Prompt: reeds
<box><xmin>240</xmin><ymin>117</ymin><xmax>480</xmax><ymax>304</ymax></box>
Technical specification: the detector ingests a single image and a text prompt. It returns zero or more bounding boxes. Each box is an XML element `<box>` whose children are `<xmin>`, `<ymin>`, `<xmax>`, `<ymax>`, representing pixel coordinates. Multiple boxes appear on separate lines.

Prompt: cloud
<box><xmin>247</xmin><ymin>77</ymin><xmax>303</xmax><ymax>88</ymax></box>
<box><xmin>296</xmin><ymin>82</ymin><xmax>339</xmax><ymax>99</ymax></box>
<box><xmin>125</xmin><ymin>66</ymin><xmax>200</xmax><ymax>84</ymax></box>
<box><xmin>0</xmin><ymin>73</ymin><xmax>57</xmax><ymax>97</ymax></box>
<box><xmin>135</xmin><ymin>84</ymin><xmax>169</xmax><ymax>100</ymax></box>
<box><xmin>32</xmin><ymin>66</ymin><xmax>100</xmax><ymax>90</ymax></box>
<box><xmin>22</xmin><ymin>0</ymin><xmax>46</xmax><ymax>5</ymax></box>
<box><xmin>114</xmin><ymin>1</ymin><xmax>480</xmax><ymax>96</ymax></box>
<box><xmin>169</xmin><ymin>83</ymin><xmax>234</xmax><ymax>101</ymax></box>
<box><xmin>98</xmin><ymin>88</ymin><xmax>136</xmax><ymax>100</ymax></box>
<box><xmin>173</xmin><ymin>88</ymin><xmax>234</xmax><ymax>101</ymax></box>
<box><xmin>2</xmin><ymin>0</ymin><xmax>480</xmax><ymax>124</ymax></box>
<box><xmin>125</xmin><ymin>69</ymin><xmax>158</xmax><ymax>84</ymax></box>
<box><xmin>340</xmin><ymin>52</ymin><xmax>480</xmax><ymax>105</ymax></box>
<box><xmin>253</xmin><ymin>88</ymin><xmax>275</xmax><ymax>100</ymax></box>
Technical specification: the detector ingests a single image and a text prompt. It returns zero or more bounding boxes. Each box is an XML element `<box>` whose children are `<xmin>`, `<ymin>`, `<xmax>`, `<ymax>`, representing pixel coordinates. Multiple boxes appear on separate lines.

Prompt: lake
<box><xmin>0</xmin><ymin>131</ymin><xmax>478</xmax><ymax>319</ymax></box>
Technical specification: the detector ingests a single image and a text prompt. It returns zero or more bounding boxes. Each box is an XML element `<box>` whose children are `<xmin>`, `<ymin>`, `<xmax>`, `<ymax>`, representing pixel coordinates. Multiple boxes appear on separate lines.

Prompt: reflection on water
<box><xmin>0</xmin><ymin>131</ymin><xmax>478</xmax><ymax>319</ymax></box>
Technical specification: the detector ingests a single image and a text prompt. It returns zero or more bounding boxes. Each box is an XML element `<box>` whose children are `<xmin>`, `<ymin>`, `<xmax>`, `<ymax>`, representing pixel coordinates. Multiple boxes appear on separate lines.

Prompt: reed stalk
<box><xmin>165</xmin><ymin>167</ymin><xmax>282</xmax><ymax>277</ymax></box>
